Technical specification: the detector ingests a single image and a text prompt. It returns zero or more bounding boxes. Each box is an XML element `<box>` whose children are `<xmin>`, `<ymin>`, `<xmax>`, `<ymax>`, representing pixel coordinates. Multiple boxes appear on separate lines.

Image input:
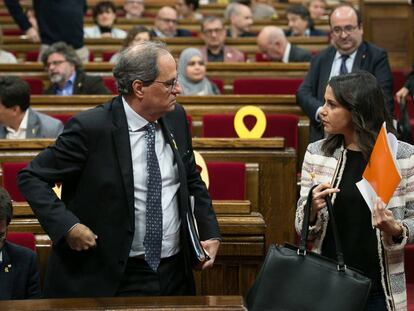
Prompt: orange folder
<box><xmin>362</xmin><ymin>124</ymin><xmax>401</xmax><ymax>204</ymax></box>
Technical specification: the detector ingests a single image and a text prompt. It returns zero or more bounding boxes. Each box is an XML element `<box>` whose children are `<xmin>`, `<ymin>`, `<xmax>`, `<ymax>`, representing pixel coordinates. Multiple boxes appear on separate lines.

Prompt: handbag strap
<box><xmin>300</xmin><ymin>156</ymin><xmax>346</xmax><ymax>270</ymax></box>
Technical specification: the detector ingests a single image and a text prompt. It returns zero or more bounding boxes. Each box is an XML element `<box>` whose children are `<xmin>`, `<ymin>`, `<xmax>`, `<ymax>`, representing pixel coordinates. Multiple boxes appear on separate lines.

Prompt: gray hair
<box><xmin>41</xmin><ymin>41</ymin><xmax>83</xmax><ymax>71</ymax></box>
<box><xmin>112</xmin><ymin>41</ymin><xmax>169</xmax><ymax>95</ymax></box>
<box><xmin>201</xmin><ymin>15</ymin><xmax>224</xmax><ymax>31</ymax></box>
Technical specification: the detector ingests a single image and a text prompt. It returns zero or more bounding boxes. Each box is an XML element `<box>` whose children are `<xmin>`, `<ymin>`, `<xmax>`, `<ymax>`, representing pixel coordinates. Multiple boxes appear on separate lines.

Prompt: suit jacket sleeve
<box><xmin>4</xmin><ymin>0</ymin><xmax>32</xmax><ymax>31</ymax></box>
<box><xmin>372</xmin><ymin>49</ymin><xmax>394</xmax><ymax>114</ymax></box>
<box><xmin>17</xmin><ymin>117</ymin><xmax>88</xmax><ymax>244</ymax></box>
<box><xmin>296</xmin><ymin>56</ymin><xmax>323</xmax><ymax>121</ymax></box>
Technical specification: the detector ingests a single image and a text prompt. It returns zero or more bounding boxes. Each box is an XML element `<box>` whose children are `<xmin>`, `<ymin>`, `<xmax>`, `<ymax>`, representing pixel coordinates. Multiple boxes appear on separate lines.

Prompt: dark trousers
<box><xmin>116</xmin><ymin>252</ymin><xmax>195</xmax><ymax>297</ymax></box>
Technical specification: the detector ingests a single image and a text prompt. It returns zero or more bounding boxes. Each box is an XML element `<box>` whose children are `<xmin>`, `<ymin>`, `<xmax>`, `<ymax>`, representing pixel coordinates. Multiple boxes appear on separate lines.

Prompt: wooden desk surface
<box><xmin>0</xmin><ymin>295</ymin><xmax>246</xmax><ymax>311</ymax></box>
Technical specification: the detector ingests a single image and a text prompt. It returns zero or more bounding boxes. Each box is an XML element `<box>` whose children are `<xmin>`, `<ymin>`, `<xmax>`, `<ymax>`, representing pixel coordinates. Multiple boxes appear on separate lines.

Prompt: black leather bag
<box><xmin>397</xmin><ymin>97</ymin><xmax>413</xmax><ymax>144</ymax></box>
<box><xmin>246</xmin><ymin>185</ymin><xmax>372</xmax><ymax>311</ymax></box>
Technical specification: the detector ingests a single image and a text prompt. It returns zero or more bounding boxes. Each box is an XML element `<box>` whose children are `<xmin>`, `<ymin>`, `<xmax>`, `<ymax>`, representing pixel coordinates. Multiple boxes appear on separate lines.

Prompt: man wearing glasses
<box><xmin>296</xmin><ymin>4</ymin><xmax>393</xmax><ymax>142</ymax></box>
<box><xmin>18</xmin><ymin>41</ymin><xmax>221</xmax><ymax>298</ymax></box>
<box><xmin>199</xmin><ymin>16</ymin><xmax>245</xmax><ymax>62</ymax></box>
<box><xmin>42</xmin><ymin>42</ymin><xmax>110</xmax><ymax>95</ymax></box>
<box><xmin>0</xmin><ymin>187</ymin><xmax>41</xmax><ymax>300</ymax></box>
<box><xmin>151</xmin><ymin>6</ymin><xmax>192</xmax><ymax>38</ymax></box>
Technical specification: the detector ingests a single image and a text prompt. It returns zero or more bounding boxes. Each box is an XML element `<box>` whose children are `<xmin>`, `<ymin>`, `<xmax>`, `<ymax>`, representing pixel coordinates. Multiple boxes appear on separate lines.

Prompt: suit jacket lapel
<box><xmin>26</xmin><ymin>108</ymin><xmax>41</xmax><ymax>138</ymax></box>
<box><xmin>0</xmin><ymin>126</ymin><xmax>7</xmax><ymax>138</ymax></box>
<box><xmin>320</xmin><ymin>47</ymin><xmax>336</xmax><ymax>95</ymax></box>
<box><xmin>352</xmin><ymin>42</ymin><xmax>367</xmax><ymax>71</ymax></box>
<box><xmin>0</xmin><ymin>245</ymin><xmax>13</xmax><ymax>299</ymax></box>
<box><xmin>111</xmin><ymin>96</ymin><xmax>135</xmax><ymax>228</ymax></box>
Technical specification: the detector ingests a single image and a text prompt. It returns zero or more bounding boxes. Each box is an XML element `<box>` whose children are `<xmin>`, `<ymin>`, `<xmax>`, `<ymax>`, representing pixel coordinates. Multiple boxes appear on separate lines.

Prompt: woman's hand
<box><xmin>372</xmin><ymin>199</ymin><xmax>403</xmax><ymax>238</ymax></box>
<box><xmin>310</xmin><ymin>183</ymin><xmax>340</xmax><ymax>222</ymax></box>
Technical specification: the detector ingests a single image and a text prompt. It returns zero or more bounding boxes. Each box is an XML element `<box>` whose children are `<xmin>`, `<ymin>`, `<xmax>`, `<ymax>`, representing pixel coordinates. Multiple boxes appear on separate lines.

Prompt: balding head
<box><xmin>155</xmin><ymin>6</ymin><xmax>178</xmax><ymax>37</ymax></box>
<box><xmin>257</xmin><ymin>26</ymin><xmax>287</xmax><ymax>61</ymax></box>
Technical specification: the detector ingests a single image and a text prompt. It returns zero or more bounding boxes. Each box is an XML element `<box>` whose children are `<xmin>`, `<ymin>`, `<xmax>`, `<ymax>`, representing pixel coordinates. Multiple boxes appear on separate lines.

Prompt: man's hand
<box><xmin>25</xmin><ymin>27</ymin><xmax>40</xmax><ymax>43</ymax></box>
<box><xmin>66</xmin><ymin>224</ymin><xmax>98</xmax><ymax>251</ymax></box>
<box><xmin>396</xmin><ymin>86</ymin><xmax>409</xmax><ymax>104</ymax></box>
<box><xmin>200</xmin><ymin>239</ymin><xmax>220</xmax><ymax>270</ymax></box>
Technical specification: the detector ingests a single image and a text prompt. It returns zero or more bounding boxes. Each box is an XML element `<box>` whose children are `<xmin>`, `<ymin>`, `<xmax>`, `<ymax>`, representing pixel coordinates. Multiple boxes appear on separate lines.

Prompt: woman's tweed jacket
<box><xmin>296</xmin><ymin>140</ymin><xmax>414</xmax><ymax>311</ymax></box>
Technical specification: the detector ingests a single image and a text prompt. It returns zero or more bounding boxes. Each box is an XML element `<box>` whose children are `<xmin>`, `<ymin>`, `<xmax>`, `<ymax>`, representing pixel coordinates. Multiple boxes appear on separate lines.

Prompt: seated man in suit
<box><xmin>0</xmin><ymin>187</ymin><xmax>41</xmax><ymax>300</ymax></box>
<box><xmin>296</xmin><ymin>4</ymin><xmax>393</xmax><ymax>142</ymax></box>
<box><xmin>151</xmin><ymin>6</ymin><xmax>192</xmax><ymax>38</ymax></box>
<box><xmin>0</xmin><ymin>76</ymin><xmax>63</xmax><ymax>139</ymax></box>
<box><xmin>226</xmin><ymin>3</ymin><xmax>255</xmax><ymax>38</ymax></box>
<box><xmin>18</xmin><ymin>41</ymin><xmax>221</xmax><ymax>298</ymax></box>
<box><xmin>42</xmin><ymin>42</ymin><xmax>110</xmax><ymax>95</ymax></box>
<box><xmin>257</xmin><ymin>26</ymin><xmax>312</xmax><ymax>62</ymax></box>
<box><xmin>285</xmin><ymin>5</ymin><xmax>327</xmax><ymax>37</ymax></box>
<box><xmin>199</xmin><ymin>16</ymin><xmax>245</xmax><ymax>62</ymax></box>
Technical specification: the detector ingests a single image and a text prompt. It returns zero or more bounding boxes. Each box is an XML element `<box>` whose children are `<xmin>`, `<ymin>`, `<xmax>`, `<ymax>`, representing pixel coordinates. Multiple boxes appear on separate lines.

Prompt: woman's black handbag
<box><xmin>246</xmin><ymin>185</ymin><xmax>372</xmax><ymax>311</ymax></box>
<box><xmin>397</xmin><ymin>97</ymin><xmax>413</xmax><ymax>144</ymax></box>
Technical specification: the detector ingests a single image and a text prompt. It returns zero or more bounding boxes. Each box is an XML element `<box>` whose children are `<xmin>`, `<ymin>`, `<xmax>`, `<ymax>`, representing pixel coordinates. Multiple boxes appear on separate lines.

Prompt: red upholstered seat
<box><xmin>1</xmin><ymin>162</ymin><xmax>27</xmax><ymax>202</ymax></box>
<box><xmin>6</xmin><ymin>232</ymin><xmax>36</xmax><ymax>251</ymax></box>
<box><xmin>25</xmin><ymin>50</ymin><xmax>39</xmax><ymax>62</ymax></box>
<box><xmin>50</xmin><ymin>114</ymin><xmax>72</xmax><ymax>124</ymax></box>
<box><xmin>210</xmin><ymin>78</ymin><xmax>224</xmax><ymax>94</ymax></box>
<box><xmin>408</xmin><ymin>283</ymin><xmax>414</xmax><ymax>311</ymax></box>
<box><xmin>206</xmin><ymin>162</ymin><xmax>245</xmax><ymax>200</ymax></box>
<box><xmin>233</xmin><ymin>78</ymin><xmax>304</xmax><ymax>95</ymax></box>
<box><xmin>392</xmin><ymin>68</ymin><xmax>411</xmax><ymax>95</ymax></box>
<box><xmin>406</xmin><ymin>244</ymin><xmax>414</xmax><ymax>311</ymax></box>
<box><xmin>3</xmin><ymin>28</ymin><xmax>23</xmax><ymax>36</ymax></box>
<box><xmin>202</xmin><ymin>114</ymin><xmax>299</xmax><ymax>149</ymax></box>
<box><xmin>23</xmin><ymin>77</ymin><xmax>44</xmax><ymax>94</ymax></box>
<box><xmin>102</xmin><ymin>51</ymin><xmax>116</xmax><ymax>62</ymax></box>
<box><xmin>103</xmin><ymin>76</ymin><xmax>117</xmax><ymax>94</ymax></box>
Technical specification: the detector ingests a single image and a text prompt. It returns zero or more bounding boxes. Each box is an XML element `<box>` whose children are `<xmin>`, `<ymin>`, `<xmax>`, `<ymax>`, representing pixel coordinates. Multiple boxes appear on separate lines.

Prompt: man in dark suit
<box><xmin>151</xmin><ymin>6</ymin><xmax>192</xmax><ymax>38</ymax></box>
<box><xmin>296</xmin><ymin>4</ymin><xmax>393</xmax><ymax>142</ymax></box>
<box><xmin>17</xmin><ymin>41</ymin><xmax>221</xmax><ymax>298</ymax></box>
<box><xmin>41</xmin><ymin>42</ymin><xmax>110</xmax><ymax>95</ymax></box>
<box><xmin>257</xmin><ymin>26</ymin><xmax>312</xmax><ymax>62</ymax></box>
<box><xmin>0</xmin><ymin>76</ymin><xmax>63</xmax><ymax>139</ymax></box>
<box><xmin>0</xmin><ymin>187</ymin><xmax>41</xmax><ymax>300</ymax></box>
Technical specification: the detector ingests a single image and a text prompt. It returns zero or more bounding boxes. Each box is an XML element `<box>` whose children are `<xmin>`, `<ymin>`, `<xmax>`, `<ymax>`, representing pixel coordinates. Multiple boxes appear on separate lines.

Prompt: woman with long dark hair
<box><xmin>296</xmin><ymin>71</ymin><xmax>413</xmax><ymax>310</ymax></box>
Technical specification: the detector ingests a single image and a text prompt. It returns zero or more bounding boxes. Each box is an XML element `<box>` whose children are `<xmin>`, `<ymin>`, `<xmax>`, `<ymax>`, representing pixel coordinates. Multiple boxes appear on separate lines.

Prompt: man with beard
<box><xmin>296</xmin><ymin>4</ymin><xmax>393</xmax><ymax>142</ymax></box>
<box><xmin>42</xmin><ymin>42</ymin><xmax>110</xmax><ymax>95</ymax></box>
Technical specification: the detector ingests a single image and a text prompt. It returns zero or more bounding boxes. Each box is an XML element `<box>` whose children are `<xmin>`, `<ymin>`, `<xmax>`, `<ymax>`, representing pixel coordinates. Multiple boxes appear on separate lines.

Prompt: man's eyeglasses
<box><xmin>45</xmin><ymin>60</ymin><xmax>67</xmax><ymax>69</ymax></box>
<box><xmin>203</xmin><ymin>28</ymin><xmax>225</xmax><ymax>36</ymax></box>
<box><xmin>144</xmin><ymin>77</ymin><xmax>179</xmax><ymax>93</ymax></box>
<box><xmin>331</xmin><ymin>25</ymin><xmax>359</xmax><ymax>36</ymax></box>
<box><xmin>158</xmin><ymin>18</ymin><xmax>178</xmax><ymax>24</ymax></box>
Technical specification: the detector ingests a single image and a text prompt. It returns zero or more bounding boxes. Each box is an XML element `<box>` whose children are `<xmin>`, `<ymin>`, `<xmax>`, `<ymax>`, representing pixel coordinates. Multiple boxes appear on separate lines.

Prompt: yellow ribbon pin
<box><xmin>234</xmin><ymin>106</ymin><xmax>267</xmax><ymax>139</ymax></box>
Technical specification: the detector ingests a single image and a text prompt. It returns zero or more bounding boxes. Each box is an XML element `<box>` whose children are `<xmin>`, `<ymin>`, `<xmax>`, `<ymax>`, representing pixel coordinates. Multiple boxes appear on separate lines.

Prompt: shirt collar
<box><xmin>282</xmin><ymin>42</ymin><xmax>291</xmax><ymax>64</ymax></box>
<box><xmin>6</xmin><ymin>108</ymin><xmax>29</xmax><ymax>134</ymax></box>
<box><xmin>334</xmin><ymin>49</ymin><xmax>357</xmax><ymax>61</ymax></box>
<box><xmin>122</xmin><ymin>96</ymin><xmax>150</xmax><ymax>132</ymax></box>
<box><xmin>56</xmin><ymin>72</ymin><xmax>76</xmax><ymax>91</ymax></box>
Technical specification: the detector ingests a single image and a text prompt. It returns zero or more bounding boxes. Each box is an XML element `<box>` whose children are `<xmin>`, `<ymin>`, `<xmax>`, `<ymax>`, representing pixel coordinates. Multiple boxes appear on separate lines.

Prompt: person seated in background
<box><xmin>42</xmin><ymin>42</ymin><xmax>110</xmax><ymax>95</ymax></box>
<box><xmin>306</xmin><ymin>0</ymin><xmax>327</xmax><ymax>20</ymax></box>
<box><xmin>123</xmin><ymin>0</ymin><xmax>145</xmax><ymax>19</ymax></box>
<box><xmin>0</xmin><ymin>187</ymin><xmax>41</xmax><ymax>300</ymax></box>
<box><xmin>151</xmin><ymin>6</ymin><xmax>192</xmax><ymax>38</ymax></box>
<box><xmin>226</xmin><ymin>3</ymin><xmax>256</xmax><ymax>38</ymax></box>
<box><xmin>252</xmin><ymin>3</ymin><xmax>277</xmax><ymax>21</ymax></box>
<box><xmin>175</xmin><ymin>0</ymin><xmax>203</xmax><ymax>21</ymax></box>
<box><xmin>0</xmin><ymin>27</ymin><xmax>17</xmax><ymax>64</ymax></box>
<box><xmin>84</xmin><ymin>1</ymin><xmax>127</xmax><ymax>39</ymax></box>
<box><xmin>285</xmin><ymin>5</ymin><xmax>327</xmax><ymax>37</ymax></box>
<box><xmin>0</xmin><ymin>76</ymin><xmax>63</xmax><ymax>139</ymax></box>
<box><xmin>199</xmin><ymin>16</ymin><xmax>245</xmax><ymax>63</ymax></box>
<box><xmin>395</xmin><ymin>66</ymin><xmax>414</xmax><ymax>104</ymax></box>
<box><xmin>110</xmin><ymin>26</ymin><xmax>153</xmax><ymax>64</ymax></box>
<box><xmin>178</xmin><ymin>48</ymin><xmax>220</xmax><ymax>95</ymax></box>
<box><xmin>257</xmin><ymin>26</ymin><xmax>312</xmax><ymax>62</ymax></box>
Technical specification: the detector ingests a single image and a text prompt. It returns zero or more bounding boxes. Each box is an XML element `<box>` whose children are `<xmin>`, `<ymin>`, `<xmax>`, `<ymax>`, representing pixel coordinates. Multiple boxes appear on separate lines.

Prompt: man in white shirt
<box><xmin>0</xmin><ymin>76</ymin><xmax>63</xmax><ymax>139</ymax></box>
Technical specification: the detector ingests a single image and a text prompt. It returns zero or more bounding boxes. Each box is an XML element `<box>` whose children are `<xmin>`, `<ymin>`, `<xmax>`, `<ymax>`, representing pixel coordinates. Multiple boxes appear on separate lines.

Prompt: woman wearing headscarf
<box><xmin>177</xmin><ymin>48</ymin><xmax>220</xmax><ymax>96</ymax></box>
